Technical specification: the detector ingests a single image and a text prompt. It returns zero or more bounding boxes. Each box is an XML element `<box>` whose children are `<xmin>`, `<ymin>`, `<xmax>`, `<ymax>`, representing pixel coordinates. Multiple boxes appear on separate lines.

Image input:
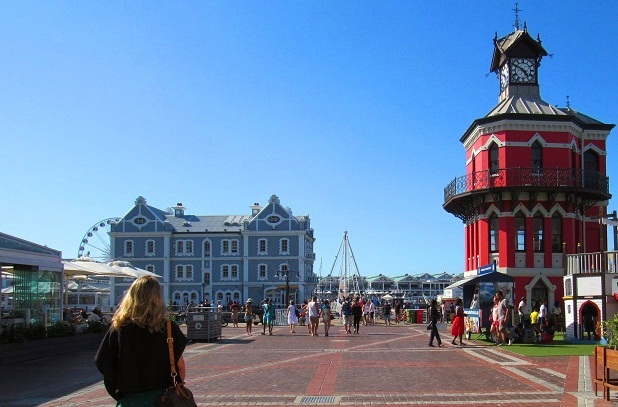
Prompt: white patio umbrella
<box><xmin>107</xmin><ymin>261</ymin><xmax>159</xmax><ymax>279</ymax></box>
<box><xmin>63</xmin><ymin>257</ymin><xmax>122</xmax><ymax>277</ymax></box>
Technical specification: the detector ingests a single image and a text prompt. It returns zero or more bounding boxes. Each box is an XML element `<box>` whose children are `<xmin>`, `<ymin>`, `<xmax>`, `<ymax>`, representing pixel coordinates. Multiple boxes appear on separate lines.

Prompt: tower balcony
<box><xmin>443</xmin><ymin>167</ymin><xmax>611</xmax><ymax>222</ymax></box>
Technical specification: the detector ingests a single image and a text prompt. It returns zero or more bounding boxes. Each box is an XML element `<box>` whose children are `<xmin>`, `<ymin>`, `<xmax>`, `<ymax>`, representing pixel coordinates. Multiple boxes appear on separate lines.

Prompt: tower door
<box><xmin>530</xmin><ymin>280</ymin><xmax>548</xmax><ymax>308</ymax></box>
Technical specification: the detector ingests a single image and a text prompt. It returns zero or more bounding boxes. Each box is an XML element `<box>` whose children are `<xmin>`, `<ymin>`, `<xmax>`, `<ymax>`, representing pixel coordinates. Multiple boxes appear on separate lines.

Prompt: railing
<box><xmin>566</xmin><ymin>251</ymin><xmax>618</xmax><ymax>275</ymax></box>
<box><xmin>444</xmin><ymin>168</ymin><xmax>610</xmax><ymax>203</ymax></box>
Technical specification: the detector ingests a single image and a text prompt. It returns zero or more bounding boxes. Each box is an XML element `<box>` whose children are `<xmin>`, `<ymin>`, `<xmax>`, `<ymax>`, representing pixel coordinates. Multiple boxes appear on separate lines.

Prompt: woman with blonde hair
<box><xmin>95</xmin><ymin>276</ymin><xmax>188</xmax><ymax>405</ymax></box>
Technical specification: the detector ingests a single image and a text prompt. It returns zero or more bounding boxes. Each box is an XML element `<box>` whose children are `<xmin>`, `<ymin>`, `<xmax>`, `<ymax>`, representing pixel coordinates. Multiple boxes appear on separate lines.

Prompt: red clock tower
<box><xmin>443</xmin><ymin>23</ymin><xmax>614</xmax><ymax>310</ymax></box>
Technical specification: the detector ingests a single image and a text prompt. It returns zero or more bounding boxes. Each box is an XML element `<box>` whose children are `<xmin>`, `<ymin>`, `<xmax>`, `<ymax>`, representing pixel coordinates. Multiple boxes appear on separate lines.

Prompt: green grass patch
<box><xmin>479</xmin><ymin>332</ymin><xmax>599</xmax><ymax>357</ymax></box>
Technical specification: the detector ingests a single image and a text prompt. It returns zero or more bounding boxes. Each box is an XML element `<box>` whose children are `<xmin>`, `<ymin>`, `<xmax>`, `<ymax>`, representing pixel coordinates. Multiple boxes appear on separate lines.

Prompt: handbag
<box><xmin>426</xmin><ymin>321</ymin><xmax>434</xmax><ymax>331</ymax></box>
<box><xmin>156</xmin><ymin>320</ymin><xmax>198</xmax><ymax>407</ymax></box>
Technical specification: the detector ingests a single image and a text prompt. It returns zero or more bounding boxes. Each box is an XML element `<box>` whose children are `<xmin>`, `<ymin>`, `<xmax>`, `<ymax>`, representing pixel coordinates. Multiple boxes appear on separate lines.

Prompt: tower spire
<box><xmin>513</xmin><ymin>3</ymin><xmax>522</xmax><ymax>30</ymax></box>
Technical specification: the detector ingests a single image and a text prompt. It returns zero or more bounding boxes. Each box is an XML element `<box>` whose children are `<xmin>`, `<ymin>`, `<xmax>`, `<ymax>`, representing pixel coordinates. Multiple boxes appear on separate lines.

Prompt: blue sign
<box><xmin>478</xmin><ymin>263</ymin><xmax>495</xmax><ymax>275</ymax></box>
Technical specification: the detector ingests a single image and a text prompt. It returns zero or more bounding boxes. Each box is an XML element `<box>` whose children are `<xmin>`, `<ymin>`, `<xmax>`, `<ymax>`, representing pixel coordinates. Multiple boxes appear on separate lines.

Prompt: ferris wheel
<box><xmin>77</xmin><ymin>218</ymin><xmax>120</xmax><ymax>261</ymax></box>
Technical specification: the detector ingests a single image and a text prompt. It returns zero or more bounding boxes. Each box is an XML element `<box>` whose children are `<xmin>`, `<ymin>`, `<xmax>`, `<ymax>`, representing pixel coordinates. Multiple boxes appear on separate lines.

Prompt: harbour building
<box><xmin>109</xmin><ymin>195</ymin><xmax>318</xmax><ymax>308</ymax></box>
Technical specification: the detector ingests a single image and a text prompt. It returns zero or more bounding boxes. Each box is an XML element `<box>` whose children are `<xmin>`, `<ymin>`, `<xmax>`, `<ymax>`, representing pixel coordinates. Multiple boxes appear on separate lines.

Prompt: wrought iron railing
<box><xmin>444</xmin><ymin>168</ymin><xmax>609</xmax><ymax>203</ymax></box>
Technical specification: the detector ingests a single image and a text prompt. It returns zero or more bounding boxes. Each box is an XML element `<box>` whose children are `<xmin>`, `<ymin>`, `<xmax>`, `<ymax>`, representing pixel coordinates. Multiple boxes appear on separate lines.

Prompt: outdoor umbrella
<box><xmin>382</xmin><ymin>294</ymin><xmax>394</xmax><ymax>300</ymax></box>
<box><xmin>62</xmin><ymin>257</ymin><xmax>121</xmax><ymax>277</ymax></box>
<box><xmin>107</xmin><ymin>261</ymin><xmax>159</xmax><ymax>278</ymax></box>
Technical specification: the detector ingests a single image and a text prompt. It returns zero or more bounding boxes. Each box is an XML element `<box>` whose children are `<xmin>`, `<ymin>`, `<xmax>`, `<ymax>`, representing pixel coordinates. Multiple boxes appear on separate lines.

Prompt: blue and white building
<box><xmin>109</xmin><ymin>195</ymin><xmax>317</xmax><ymax>309</ymax></box>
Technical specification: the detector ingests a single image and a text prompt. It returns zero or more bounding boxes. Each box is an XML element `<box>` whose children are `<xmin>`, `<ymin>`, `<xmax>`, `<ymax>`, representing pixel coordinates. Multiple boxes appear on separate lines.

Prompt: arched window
<box><xmin>531</xmin><ymin>141</ymin><xmax>542</xmax><ymax>174</ymax></box>
<box><xmin>489</xmin><ymin>143</ymin><xmax>499</xmax><ymax>175</ymax></box>
<box><xmin>515</xmin><ymin>212</ymin><xmax>526</xmax><ymax>251</ymax></box>
<box><xmin>584</xmin><ymin>150</ymin><xmax>600</xmax><ymax>189</ymax></box>
<box><xmin>489</xmin><ymin>213</ymin><xmax>499</xmax><ymax>253</ymax></box>
<box><xmin>551</xmin><ymin>213</ymin><xmax>563</xmax><ymax>253</ymax></box>
<box><xmin>533</xmin><ymin>213</ymin><xmax>544</xmax><ymax>252</ymax></box>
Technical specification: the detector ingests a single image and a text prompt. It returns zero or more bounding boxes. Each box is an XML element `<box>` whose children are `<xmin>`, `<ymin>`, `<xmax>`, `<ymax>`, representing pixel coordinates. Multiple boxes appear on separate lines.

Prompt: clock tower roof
<box><xmin>490</xmin><ymin>27</ymin><xmax>548</xmax><ymax>73</ymax></box>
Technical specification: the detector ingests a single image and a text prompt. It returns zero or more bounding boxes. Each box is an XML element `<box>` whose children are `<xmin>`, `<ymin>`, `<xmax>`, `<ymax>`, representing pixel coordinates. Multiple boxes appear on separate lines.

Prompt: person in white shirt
<box><xmin>539</xmin><ymin>300</ymin><xmax>548</xmax><ymax>326</ymax></box>
<box><xmin>307</xmin><ymin>296</ymin><xmax>320</xmax><ymax>336</ymax></box>
<box><xmin>517</xmin><ymin>297</ymin><xmax>526</xmax><ymax>323</ymax></box>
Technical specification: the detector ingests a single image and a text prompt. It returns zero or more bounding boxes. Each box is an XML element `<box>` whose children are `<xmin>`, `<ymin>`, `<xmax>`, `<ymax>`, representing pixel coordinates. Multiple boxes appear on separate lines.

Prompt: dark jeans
<box><xmin>353</xmin><ymin>315</ymin><xmax>362</xmax><ymax>332</ymax></box>
<box><xmin>429</xmin><ymin>321</ymin><xmax>441</xmax><ymax>345</ymax></box>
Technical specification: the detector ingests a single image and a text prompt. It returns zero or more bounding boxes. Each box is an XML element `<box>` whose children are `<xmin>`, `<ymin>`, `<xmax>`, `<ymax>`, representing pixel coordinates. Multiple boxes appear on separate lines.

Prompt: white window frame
<box><xmin>124</xmin><ymin>240</ymin><xmax>134</xmax><ymax>257</ymax></box>
<box><xmin>258</xmin><ymin>263</ymin><xmax>268</xmax><ymax>280</ymax></box>
<box><xmin>203</xmin><ymin>239</ymin><xmax>211</xmax><ymax>257</ymax></box>
<box><xmin>176</xmin><ymin>239</ymin><xmax>194</xmax><ymax>256</ymax></box>
<box><xmin>176</xmin><ymin>264</ymin><xmax>193</xmax><ymax>281</ymax></box>
<box><xmin>279</xmin><ymin>238</ymin><xmax>289</xmax><ymax>255</ymax></box>
<box><xmin>145</xmin><ymin>240</ymin><xmax>155</xmax><ymax>256</ymax></box>
<box><xmin>258</xmin><ymin>239</ymin><xmax>268</xmax><ymax>255</ymax></box>
<box><xmin>221</xmin><ymin>239</ymin><xmax>240</xmax><ymax>256</ymax></box>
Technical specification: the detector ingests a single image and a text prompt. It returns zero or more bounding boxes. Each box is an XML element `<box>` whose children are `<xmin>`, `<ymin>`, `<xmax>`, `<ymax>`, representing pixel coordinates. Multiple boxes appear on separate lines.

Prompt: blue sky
<box><xmin>2</xmin><ymin>2</ymin><xmax>618</xmax><ymax>277</ymax></box>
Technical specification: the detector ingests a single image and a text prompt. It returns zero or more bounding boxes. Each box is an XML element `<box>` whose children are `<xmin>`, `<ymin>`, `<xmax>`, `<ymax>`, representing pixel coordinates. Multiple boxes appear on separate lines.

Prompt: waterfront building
<box><xmin>0</xmin><ymin>232</ymin><xmax>63</xmax><ymax>323</ymax></box>
<box><xmin>109</xmin><ymin>195</ymin><xmax>317</xmax><ymax>308</ymax></box>
<box><xmin>443</xmin><ymin>20</ymin><xmax>613</xmax><ymax>314</ymax></box>
<box><xmin>320</xmin><ymin>272</ymin><xmax>457</xmax><ymax>305</ymax></box>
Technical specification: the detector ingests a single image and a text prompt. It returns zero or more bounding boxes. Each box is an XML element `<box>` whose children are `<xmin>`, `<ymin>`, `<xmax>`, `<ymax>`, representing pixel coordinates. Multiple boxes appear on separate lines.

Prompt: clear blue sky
<box><xmin>2</xmin><ymin>2</ymin><xmax>617</xmax><ymax>277</ymax></box>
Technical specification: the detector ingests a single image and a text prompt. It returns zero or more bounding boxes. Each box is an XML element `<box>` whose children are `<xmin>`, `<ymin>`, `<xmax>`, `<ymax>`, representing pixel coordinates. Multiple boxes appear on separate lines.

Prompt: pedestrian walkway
<box><xmin>0</xmin><ymin>322</ymin><xmax>614</xmax><ymax>406</ymax></box>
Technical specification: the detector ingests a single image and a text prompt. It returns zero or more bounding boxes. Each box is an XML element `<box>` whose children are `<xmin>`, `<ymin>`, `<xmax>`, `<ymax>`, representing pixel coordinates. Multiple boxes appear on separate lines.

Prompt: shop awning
<box><xmin>445</xmin><ymin>271</ymin><xmax>514</xmax><ymax>290</ymax></box>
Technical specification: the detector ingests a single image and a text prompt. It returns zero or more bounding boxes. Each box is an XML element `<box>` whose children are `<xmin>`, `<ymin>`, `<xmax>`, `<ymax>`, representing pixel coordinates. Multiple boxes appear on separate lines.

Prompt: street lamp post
<box><xmin>276</xmin><ymin>265</ymin><xmax>299</xmax><ymax>306</ymax></box>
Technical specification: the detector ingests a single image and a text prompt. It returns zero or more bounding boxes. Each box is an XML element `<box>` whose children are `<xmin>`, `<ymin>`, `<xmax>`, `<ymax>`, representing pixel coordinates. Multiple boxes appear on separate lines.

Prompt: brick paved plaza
<box><xmin>0</xmin><ymin>322</ymin><xmax>614</xmax><ymax>406</ymax></box>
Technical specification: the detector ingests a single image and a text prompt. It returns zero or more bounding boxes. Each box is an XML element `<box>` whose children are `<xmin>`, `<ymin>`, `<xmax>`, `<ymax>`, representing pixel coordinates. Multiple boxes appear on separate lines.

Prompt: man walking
<box><xmin>308</xmin><ymin>296</ymin><xmax>320</xmax><ymax>336</ymax></box>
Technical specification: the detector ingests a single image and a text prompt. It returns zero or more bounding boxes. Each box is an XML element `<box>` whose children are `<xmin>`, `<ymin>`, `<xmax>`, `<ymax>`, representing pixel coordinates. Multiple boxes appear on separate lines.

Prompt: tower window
<box><xmin>533</xmin><ymin>213</ymin><xmax>544</xmax><ymax>252</ymax></box>
<box><xmin>515</xmin><ymin>212</ymin><xmax>526</xmax><ymax>252</ymax></box>
<box><xmin>551</xmin><ymin>214</ymin><xmax>563</xmax><ymax>253</ymax></box>
<box><xmin>489</xmin><ymin>143</ymin><xmax>499</xmax><ymax>176</ymax></box>
<box><xmin>531</xmin><ymin>141</ymin><xmax>542</xmax><ymax>174</ymax></box>
<box><xmin>489</xmin><ymin>214</ymin><xmax>499</xmax><ymax>253</ymax></box>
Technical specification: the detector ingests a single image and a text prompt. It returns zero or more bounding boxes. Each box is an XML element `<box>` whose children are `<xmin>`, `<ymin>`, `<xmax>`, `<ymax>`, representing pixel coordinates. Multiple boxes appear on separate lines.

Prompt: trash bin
<box><xmin>415</xmin><ymin>309</ymin><xmax>425</xmax><ymax>324</ymax></box>
<box><xmin>406</xmin><ymin>309</ymin><xmax>415</xmax><ymax>323</ymax></box>
<box><xmin>186</xmin><ymin>308</ymin><xmax>221</xmax><ymax>341</ymax></box>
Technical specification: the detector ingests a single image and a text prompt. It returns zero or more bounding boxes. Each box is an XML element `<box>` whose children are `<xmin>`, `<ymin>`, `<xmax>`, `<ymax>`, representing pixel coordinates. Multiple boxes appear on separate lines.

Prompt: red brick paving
<box><xmin>1</xmin><ymin>321</ymin><xmax>616</xmax><ymax>406</ymax></box>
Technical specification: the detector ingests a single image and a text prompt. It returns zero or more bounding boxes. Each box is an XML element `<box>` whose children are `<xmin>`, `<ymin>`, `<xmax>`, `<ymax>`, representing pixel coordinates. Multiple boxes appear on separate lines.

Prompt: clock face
<box><xmin>510</xmin><ymin>58</ymin><xmax>536</xmax><ymax>83</ymax></box>
<box><xmin>499</xmin><ymin>64</ymin><xmax>509</xmax><ymax>91</ymax></box>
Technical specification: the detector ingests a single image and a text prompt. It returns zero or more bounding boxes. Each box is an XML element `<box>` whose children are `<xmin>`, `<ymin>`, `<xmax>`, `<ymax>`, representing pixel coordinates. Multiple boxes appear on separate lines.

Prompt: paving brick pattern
<box><xmin>0</xmin><ymin>322</ymin><xmax>615</xmax><ymax>406</ymax></box>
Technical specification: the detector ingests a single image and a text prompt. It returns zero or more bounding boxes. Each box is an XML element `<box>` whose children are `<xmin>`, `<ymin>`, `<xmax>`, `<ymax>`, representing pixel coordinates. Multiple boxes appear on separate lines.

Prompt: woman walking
<box><xmin>450</xmin><ymin>298</ymin><xmax>465</xmax><ymax>345</ymax></box>
<box><xmin>286</xmin><ymin>300</ymin><xmax>298</xmax><ymax>333</ymax></box>
<box><xmin>428</xmin><ymin>299</ymin><xmax>444</xmax><ymax>347</ymax></box>
<box><xmin>351</xmin><ymin>297</ymin><xmax>363</xmax><ymax>334</ymax></box>
<box><xmin>94</xmin><ymin>276</ymin><xmax>188</xmax><ymax>405</ymax></box>
<box><xmin>245</xmin><ymin>299</ymin><xmax>254</xmax><ymax>336</ymax></box>
<box><xmin>320</xmin><ymin>299</ymin><xmax>332</xmax><ymax>336</ymax></box>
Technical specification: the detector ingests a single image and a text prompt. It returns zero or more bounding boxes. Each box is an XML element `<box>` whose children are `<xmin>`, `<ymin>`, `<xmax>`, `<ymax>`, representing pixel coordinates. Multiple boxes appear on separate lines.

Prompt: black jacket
<box><xmin>94</xmin><ymin>322</ymin><xmax>187</xmax><ymax>401</ymax></box>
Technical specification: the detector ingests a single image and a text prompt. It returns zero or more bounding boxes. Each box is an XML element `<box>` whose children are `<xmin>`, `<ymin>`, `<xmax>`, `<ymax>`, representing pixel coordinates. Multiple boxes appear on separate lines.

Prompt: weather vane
<box><xmin>513</xmin><ymin>3</ymin><xmax>522</xmax><ymax>31</ymax></box>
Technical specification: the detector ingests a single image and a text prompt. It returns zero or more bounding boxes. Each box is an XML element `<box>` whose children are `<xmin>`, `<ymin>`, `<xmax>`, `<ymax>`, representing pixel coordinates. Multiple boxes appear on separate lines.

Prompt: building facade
<box><xmin>109</xmin><ymin>195</ymin><xmax>317</xmax><ymax>308</ymax></box>
<box><xmin>443</xmin><ymin>22</ymin><xmax>613</xmax><ymax>312</ymax></box>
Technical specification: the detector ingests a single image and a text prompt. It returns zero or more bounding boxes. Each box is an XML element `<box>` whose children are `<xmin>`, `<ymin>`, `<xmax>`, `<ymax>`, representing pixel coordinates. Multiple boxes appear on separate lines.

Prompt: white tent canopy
<box><xmin>107</xmin><ymin>260</ymin><xmax>158</xmax><ymax>279</ymax></box>
<box><xmin>63</xmin><ymin>257</ymin><xmax>158</xmax><ymax>279</ymax></box>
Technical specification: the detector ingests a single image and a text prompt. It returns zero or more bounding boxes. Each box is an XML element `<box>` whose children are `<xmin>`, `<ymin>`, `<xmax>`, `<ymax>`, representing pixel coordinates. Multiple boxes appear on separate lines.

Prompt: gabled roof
<box><xmin>165</xmin><ymin>214</ymin><xmax>250</xmax><ymax>233</ymax></box>
<box><xmin>490</xmin><ymin>28</ymin><xmax>548</xmax><ymax>72</ymax></box>
<box><xmin>365</xmin><ymin>274</ymin><xmax>394</xmax><ymax>283</ymax></box>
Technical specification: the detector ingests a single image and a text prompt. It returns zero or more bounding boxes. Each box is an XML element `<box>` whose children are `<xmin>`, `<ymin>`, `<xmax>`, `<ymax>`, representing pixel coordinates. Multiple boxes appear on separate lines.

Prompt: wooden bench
<box><xmin>595</xmin><ymin>346</ymin><xmax>618</xmax><ymax>401</ymax></box>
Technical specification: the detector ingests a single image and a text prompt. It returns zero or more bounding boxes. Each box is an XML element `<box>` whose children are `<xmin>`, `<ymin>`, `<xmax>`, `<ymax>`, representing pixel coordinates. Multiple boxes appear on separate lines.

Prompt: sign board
<box><xmin>477</xmin><ymin>263</ymin><xmax>495</xmax><ymax>275</ymax></box>
<box><xmin>464</xmin><ymin>308</ymin><xmax>480</xmax><ymax>334</ymax></box>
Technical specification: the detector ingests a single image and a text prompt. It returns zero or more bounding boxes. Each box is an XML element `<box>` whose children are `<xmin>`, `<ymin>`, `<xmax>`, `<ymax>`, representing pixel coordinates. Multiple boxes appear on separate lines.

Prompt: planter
<box><xmin>0</xmin><ymin>332</ymin><xmax>105</xmax><ymax>366</ymax></box>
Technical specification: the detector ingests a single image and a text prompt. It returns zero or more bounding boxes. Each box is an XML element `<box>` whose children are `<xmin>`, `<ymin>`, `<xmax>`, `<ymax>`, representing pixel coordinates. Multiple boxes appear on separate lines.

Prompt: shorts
<box><xmin>245</xmin><ymin>315</ymin><xmax>253</xmax><ymax>322</ymax></box>
<box><xmin>310</xmin><ymin>316</ymin><xmax>320</xmax><ymax>324</ymax></box>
